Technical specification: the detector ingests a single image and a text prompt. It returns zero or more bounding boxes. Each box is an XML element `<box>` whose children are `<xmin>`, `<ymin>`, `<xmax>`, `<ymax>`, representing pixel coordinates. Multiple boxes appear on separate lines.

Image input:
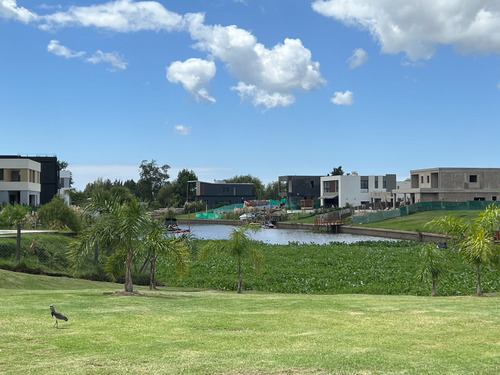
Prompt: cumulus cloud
<box><xmin>166</xmin><ymin>58</ymin><xmax>216</xmax><ymax>103</ymax></box>
<box><xmin>47</xmin><ymin>39</ymin><xmax>85</xmax><ymax>58</ymax></box>
<box><xmin>39</xmin><ymin>0</ymin><xmax>185</xmax><ymax>32</ymax></box>
<box><xmin>330</xmin><ymin>90</ymin><xmax>353</xmax><ymax>105</ymax></box>
<box><xmin>85</xmin><ymin>50</ymin><xmax>128</xmax><ymax>71</ymax></box>
<box><xmin>0</xmin><ymin>0</ymin><xmax>37</xmax><ymax>23</ymax></box>
<box><xmin>186</xmin><ymin>13</ymin><xmax>325</xmax><ymax>108</ymax></box>
<box><xmin>3</xmin><ymin>0</ymin><xmax>325</xmax><ymax>108</ymax></box>
<box><xmin>347</xmin><ymin>48</ymin><xmax>368</xmax><ymax>68</ymax></box>
<box><xmin>174</xmin><ymin>124</ymin><xmax>191</xmax><ymax>135</ymax></box>
<box><xmin>312</xmin><ymin>0</ymin><xmax>500</xmax><ymax>61</ymax></box>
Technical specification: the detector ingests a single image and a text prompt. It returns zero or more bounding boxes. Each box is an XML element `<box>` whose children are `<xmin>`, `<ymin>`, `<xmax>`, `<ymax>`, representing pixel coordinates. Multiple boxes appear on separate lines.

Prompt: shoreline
<box><xmin>176</xmin><ymin>218</ymin><xmax>448</xmax><ymax>243</ymax></box>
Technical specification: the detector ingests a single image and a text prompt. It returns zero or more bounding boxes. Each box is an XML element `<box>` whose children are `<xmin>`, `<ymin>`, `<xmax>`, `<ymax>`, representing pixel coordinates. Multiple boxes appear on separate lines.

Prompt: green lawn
<box><xmin>1</xmin><ymin>269</ymin><xmax>499</xmax><ymax>375</ymax></box>
<box><xmin>355</xmin><ymin>210</ymin><xmax>482</xmax><ymax>232</ymax></box>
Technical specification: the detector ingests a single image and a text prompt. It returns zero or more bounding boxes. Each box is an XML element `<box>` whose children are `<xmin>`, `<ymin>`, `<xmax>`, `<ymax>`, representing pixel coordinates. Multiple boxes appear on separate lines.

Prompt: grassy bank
<box><xmin>3</xmin><ymin>232</ymin><xmax>500</xmax><ymax>296</ymax></box>
<box><xmin>355</xmin><ymin>210</ymin><xmax>482</xmax><ymax>232</ymax></box>
<box><xmin>1</xmin><ymin>270</ymin><xmax>499</xmax><ymax>375</ymax></box>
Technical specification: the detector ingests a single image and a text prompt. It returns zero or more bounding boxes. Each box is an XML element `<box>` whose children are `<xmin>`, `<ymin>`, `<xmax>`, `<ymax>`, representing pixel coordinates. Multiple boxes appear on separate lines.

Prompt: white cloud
<box><xmin>312</xmin><ymin>0</ymin><xmax>500</xmax><ymax>61</ymax></box>
<box><xmin>86</xmin><ymin>50</ymin><xmax>128</xmax><ymax>71</ymax></box>
<box><xmin>347</xmin><ymin>48</ymin><xmax>368</xmax><ymax>68</ymax></box>
<box><xmin>0</xmin><ymin>0</ymin><xmax>37</xmax><ymax>23</ymax></box>
<box><xmin>39</xmin><ymin>0</ymin><xmax>185</xmax><ymax>32</ymax></box>
<box><xmin>166</xmin><ymin>58</ymin><xmax>216</xmax><ymax>103</ymax></box>
<box><xmin>47</xmin><ymin>39</ymin><xmax>85</xmax><ymax>58</ymax></box>
<box><xmin>186</xmin><ymin>13</ymin><xmax>325</xmax><ymax>108</ymax></box>
<box><xmin>5</xmin><ymin>0</ymin><xmax>324</xmax><ymax>108</ymax></box>
<box><xmin>174</xmin><ymin>124</ymin><xmax>191</xmax><ymax>135</ymax></box>
<box><xmin>331</xmin><ymin>90</ymin><xmax>353</xmax><ymax>105</ymax></box>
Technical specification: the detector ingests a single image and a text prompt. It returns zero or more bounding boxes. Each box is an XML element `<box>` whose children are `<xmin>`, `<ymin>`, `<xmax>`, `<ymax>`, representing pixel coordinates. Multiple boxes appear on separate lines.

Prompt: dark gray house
<box><xmin>189</xmin><ymin>180</ymin><xmax>254</xmax><ymax>207</ymax></box>
<box><xmin>278</xmin><ymin>175</ymin><xmax>323</xmax><ymax>209</ymax></box>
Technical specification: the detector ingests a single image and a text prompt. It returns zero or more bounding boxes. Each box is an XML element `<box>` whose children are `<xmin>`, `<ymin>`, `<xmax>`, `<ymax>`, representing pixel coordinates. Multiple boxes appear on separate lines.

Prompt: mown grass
<box><xmin>1</xmin><ymin>270</ymin><xmax>499</xmax><ymax>375</ymax></box>
<box><xmin>352</xmin><ymin>210</ymin><xmax>481</xmax><ymax>232</ymax></box>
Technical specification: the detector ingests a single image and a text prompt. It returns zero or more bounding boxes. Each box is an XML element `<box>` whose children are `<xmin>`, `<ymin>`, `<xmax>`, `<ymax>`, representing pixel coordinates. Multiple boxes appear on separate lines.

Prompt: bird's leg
<box><xmin>54</xmin><ymin>319</ymin><xmax>58</xmax><ymax>328</ymax></box>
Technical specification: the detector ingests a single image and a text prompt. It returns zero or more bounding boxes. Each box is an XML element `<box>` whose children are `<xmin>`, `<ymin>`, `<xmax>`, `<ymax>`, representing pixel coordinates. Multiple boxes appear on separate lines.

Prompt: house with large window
<box><xmin>319</xmin><ymin>172</ymin><xmax>397</xmax><ymax>208</ymax></box>
<box><xmin>0</xmin><ymin>155</ymin><xmax>61</xmax><ymax>206</ymax></box>
<box><xmin>0</xmin><ymin>157</ymin><xmax>41</xmax><ymax>206</ymax></box>
<box><xmin>278</xmin><ymin>175</ymin><xmax>322</xmax><ymax>209</ymax></box>
<box><xmin>392</xmin><ymin>167</ymin><xmax>500</xmax><ymax>203</ymax></box>
<box><xmin>188</xmin><ymin>180</ymin><xmax>254</xmax><ymax>207</ymax></box>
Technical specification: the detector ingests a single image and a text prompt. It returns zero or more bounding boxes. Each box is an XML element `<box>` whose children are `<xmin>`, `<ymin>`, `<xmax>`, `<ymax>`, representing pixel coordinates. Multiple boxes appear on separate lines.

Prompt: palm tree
<box><xmin>200</xmin><ymin>225</ymin><xmax>263</xmax><ymax>293</ymax></box>
<box><xmin>417</xmin><ymin>243</ymin><xmax>447</xmax><ymax>296</ymax></box>
<box><xmin>143</xmin><ymin>219</ymin><xmax>189</xmax><ymax>290</ymax></box>
<box><xmin>75</xmin><ymin>194</ymin><xmax>151</xmax><ymax>292</ymax></box>
<box><xmin>427</xmin><ymin>204</ymin><xmax>500</xmax><ymax>296</ymax></box>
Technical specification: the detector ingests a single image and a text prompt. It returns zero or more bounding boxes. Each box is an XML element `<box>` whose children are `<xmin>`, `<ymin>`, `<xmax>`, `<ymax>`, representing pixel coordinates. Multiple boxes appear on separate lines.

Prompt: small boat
<box><xmin>164</xmin><ymin>217</ymin><xmax>179</xmax><ymax>231</ymax></box>
<box><xmin>264</xmin><ymin>222</ymin><xmax>276</xmax><ymax>229</ymax></box>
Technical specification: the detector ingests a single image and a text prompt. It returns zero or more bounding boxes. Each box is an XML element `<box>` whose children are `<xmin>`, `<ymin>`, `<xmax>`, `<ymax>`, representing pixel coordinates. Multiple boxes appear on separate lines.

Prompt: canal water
<box><xmin>179</xmin><ymin>224</ymin><xmax>393</xmax><ymax>245</ymax></box>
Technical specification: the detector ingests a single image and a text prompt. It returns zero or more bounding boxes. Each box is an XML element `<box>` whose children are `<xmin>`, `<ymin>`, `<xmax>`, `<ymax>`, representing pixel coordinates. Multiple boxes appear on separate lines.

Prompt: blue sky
<box><xmin>2</xmin><ymin>0</ymin><xmax>500</xmax><ymax>191</ymax></box>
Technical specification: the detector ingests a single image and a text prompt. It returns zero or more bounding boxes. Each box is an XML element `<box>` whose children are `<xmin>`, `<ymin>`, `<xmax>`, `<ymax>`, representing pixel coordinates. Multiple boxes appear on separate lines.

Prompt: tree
<box><xmin>417</xmin><ymin>243</ymin><xmax>447</xmax><ymax>296</ymax></box>
<box><xmin>199</xmin><ymin>225</ymin><xmax>263</xmax><ymax>293</ymax></box>
<box><xmin>427</xmin><ymin>204</ymin><xmax>500</xmax><ymax>296</ymax></box>
<box><xmin>263</xmin><ymin>181</ymin><xmax>279</xmax><ymax>200</ymax></box>
<box><xmin>138</xmin><ymin>159</ymin><xmax>170</xmax><ymax>201</ymax></box>
<box><xmin>331</xmin><ymin>166</ymin><xmax>344</xmax><ymax>176</ymax></box>
<box><xmin>143</xmin><ymin>219</ymin><xmax>189</xmax><ymax>290</ymax></box>
<box><xmin>77</xmin><ymin>194</ymin><xmax>151</xmax><ymax>292</ymax></box>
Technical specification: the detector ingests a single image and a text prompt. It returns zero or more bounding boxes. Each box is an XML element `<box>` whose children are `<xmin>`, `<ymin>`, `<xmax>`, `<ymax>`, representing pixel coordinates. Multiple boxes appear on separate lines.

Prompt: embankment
<box><xmin>176</xmin><ymin>218</ymin><xmax>447</xmax><ymax>242</ymax></box>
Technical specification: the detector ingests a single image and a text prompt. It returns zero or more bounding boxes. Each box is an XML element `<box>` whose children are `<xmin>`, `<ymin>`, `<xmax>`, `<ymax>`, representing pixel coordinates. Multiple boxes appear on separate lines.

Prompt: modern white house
<box><xmin>0</xmin><ymin>158</ymin><xmax>41</xmax><ymax>206</ymax></box>
<box><xmin>319</xmin><ymin>172</ymin><xmax>397</xmax><ymax>208</ymax></box>
<box><xmin>59</xmin><ymin>169</ymin><xmax>72</xmax><ymax>205</ymax></box>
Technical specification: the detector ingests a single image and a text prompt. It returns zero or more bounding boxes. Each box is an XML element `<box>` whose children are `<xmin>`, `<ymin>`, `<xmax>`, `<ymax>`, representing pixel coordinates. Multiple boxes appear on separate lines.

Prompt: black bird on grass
<box><xmin>49</xmin><ymin>305</ymin><xmax>68</xmax><ymax>328</ymax></box>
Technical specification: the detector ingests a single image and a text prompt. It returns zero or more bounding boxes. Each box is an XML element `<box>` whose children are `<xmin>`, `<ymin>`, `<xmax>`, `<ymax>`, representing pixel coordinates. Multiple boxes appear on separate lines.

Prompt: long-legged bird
<box><xmin>49</xmin><ymin>305</ymin><xmax>68</xmax><ymax>328</ymax></box>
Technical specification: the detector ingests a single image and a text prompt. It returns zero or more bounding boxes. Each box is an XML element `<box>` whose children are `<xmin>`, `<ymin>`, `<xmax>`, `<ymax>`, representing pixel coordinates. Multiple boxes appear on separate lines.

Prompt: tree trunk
<box><xmin>237</xmin><ymin>257</ymin><xmax>242</xmax><ymax>294</ymax></box>
<box><xmin>124</xmin><ymin>249</ymin><xmax>133</xmax><ymax>292</ymax></box>
<box><xmin>149</xmin><ymin>255</ymin><xmax>157</xmax><ymax>290</ymax></box>
<box><xmin>476</xmin><ymin>262</ymin><xmax>483</xmax><ymax>296</ymax></box>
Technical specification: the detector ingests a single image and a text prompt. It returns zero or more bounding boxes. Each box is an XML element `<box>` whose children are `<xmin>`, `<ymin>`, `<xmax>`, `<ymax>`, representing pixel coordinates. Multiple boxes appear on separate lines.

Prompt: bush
<box><xmin>37</xmin><ymin>196</ymin><xmax>83</xmax><ymax>232</ymax></box>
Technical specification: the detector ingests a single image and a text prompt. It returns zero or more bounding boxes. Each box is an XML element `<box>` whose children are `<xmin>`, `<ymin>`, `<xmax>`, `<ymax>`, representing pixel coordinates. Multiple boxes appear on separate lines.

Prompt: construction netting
<box><xmin>195</xmin><ymin>203</ymin><xmax>244</xmax><ymax>219</ymax></box>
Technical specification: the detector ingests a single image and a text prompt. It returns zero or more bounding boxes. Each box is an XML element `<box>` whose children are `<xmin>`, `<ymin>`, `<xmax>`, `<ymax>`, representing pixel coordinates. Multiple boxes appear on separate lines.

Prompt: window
<box><xmin>0</xmin><ymin>169</ymin><xmax>3</xmax><ymax>180</ymax></box>
<box><xmin>427</xmin><ymin>176</ymin><xmax>430</xmax><ymax>183</ymax></box>
<box><xmin>421</xmin><ymin>176</ymin><xmax>424</xmax><ymax>183</ymax></box>
<box><xmin>493</xmin><ymin>196</ymin><xmax>497</xmax><ymax>201</ymax></box>
<box><xmin>323</xmin><ymin>181</ymin><xmax>330</xmax><ymax>193</ymax></box>
<box><xmin>375</xmin><ymin>177</ymin><xmax>379</xmax><ymax>189</ymax></box>
<box><xmin>11</xmin><ymin>170</ymin><xmax>20</xmax><ymax>182</ymax></box>
<box><xmin>360</xmin><ymin>178</ymin><xmax>368</xmax><ymax>190</ymax></box>
<box><xmin>469</xmin><ymin>175</ymin><xmax>478</xmax><ymax>183</ymax></box>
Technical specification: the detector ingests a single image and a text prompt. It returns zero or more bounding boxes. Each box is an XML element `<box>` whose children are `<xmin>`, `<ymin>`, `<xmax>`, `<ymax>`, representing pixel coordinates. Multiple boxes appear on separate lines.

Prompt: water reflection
<box><xmin>180</xmin><ymin>224</ymin><xmax>392</xmax><ymax>245</ymax></box>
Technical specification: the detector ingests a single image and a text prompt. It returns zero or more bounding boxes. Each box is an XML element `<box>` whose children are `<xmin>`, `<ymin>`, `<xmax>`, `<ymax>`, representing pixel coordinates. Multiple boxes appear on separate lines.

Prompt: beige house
<box><xmin>393</xmin><ymin>167</ymin><xmax>500</xmax><ymax>203</ymax></box>
<box><xmin>0</xmin><ymin>158</ymin><xmax>41</xmax><ymax>205</ymax></box>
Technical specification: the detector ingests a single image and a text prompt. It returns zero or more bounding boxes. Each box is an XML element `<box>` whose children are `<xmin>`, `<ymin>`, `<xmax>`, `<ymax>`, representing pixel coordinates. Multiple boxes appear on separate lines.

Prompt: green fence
<box><xmin>353</xmin><ymin>201</ymin><xmax>500</xmax><ymax>224</ymax></box>
<box><xmin>195</xmin><ymin>203</ymin><xmax>244</xmax><ymax>219</ymax></box>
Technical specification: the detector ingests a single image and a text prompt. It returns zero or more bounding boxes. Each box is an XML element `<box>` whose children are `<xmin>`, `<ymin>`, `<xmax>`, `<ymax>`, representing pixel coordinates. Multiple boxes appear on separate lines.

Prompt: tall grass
<box><xmin>161</xmin><ymin>240</ymin><xmax>500</xmax><ymax>296</ymax></box>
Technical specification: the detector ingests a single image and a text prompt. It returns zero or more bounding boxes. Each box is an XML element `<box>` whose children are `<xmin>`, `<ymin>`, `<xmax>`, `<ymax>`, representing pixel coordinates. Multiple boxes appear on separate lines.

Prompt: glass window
<box><xmin>11</xmin><ymin>170</ymin><xmax>20</xmax><ymax>182</ymax></box>
<box><xmin>469</xmin><ymin>175</ymin><xmax>478</xmax><ymax>183</ymax></box>
<box><xmin>360</xmin><ymin>179</ymin><xmax>368</xmax><ymax>189</ymax></box>
<box><xmin>0</xmin><ymin>169</ymin><xmax>3</xmax><ymax>180</ymax></box>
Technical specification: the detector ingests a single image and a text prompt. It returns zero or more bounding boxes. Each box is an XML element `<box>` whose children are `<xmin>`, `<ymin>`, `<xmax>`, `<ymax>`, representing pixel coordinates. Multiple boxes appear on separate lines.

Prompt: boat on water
<box><xmin>264</xmin><ymin>222</ymin><xmax>276</xmax><ymax>229</ymax></box>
